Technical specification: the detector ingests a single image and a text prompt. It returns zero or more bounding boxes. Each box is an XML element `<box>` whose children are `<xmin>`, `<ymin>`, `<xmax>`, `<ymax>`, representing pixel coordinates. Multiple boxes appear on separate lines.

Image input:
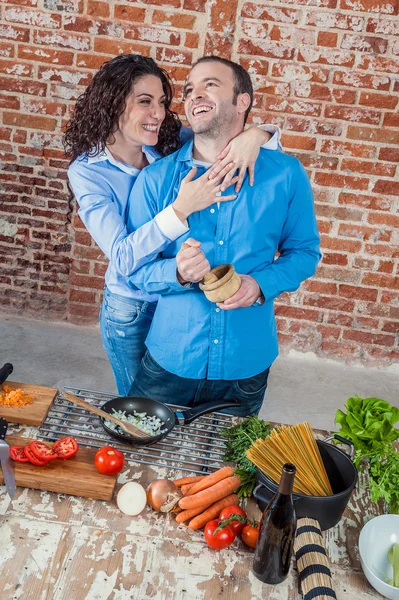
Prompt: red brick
<box><xmin>324</xmin><ymin>104</ymin><xmax>381</xmax><ymax>125</ymax></box>
<box><xmin>0</xmin><ymin>41</ymin><xmax>15</xmax><ymax>58</ymax></box>
<box><xmin>383</xmin><ymin>112</ymin><xmax>399</xmax><ymax>127</ymax></box>
<box><xmin>360</xmin><ymin>92</ymin><xmax>398</xmax><ymax>109</ymax></box>
<box><xmin>332</xmin><ymin>89</ymin><xmax>357</xmax><ymax>104</ymax></box>
<box><xmin>320</xmin><ymin>139</ymin><xmax>375</xmax><ymax>159</ymax></box>
<box><xmin>378</xmin><ymin>261</ymin><xmax>395</xmax><ymax>274</ymax></box>
<box><xmin>124</xmin><ymin>26</ymin><xmax>181</xmax><ymax>46</ymax></box>
<box><xmin>316</xmin><ymin>205</ymin><xmax>362</xmax><ymax>221</ymax></box>
<box><xmin>264</xmin><ymin>95</ymin><xmax>322</xmax><ymax>117</ymax></box>
<box><xmin>37</xmin><ymin>66</ymin><xmax>91</xmax><ymax>86</ymax></box>
<box><xmin>275</xmin><ymin>305</ymin><xmax>322</xmax><ymax>321</ymax></box>
<box><xmin>0</xmin><ymin>94</ymin><xmax>20</xmax><ymax>110</ymax></box>
<box><xmin>373</xmin><ymin>180</ymin><xmax>399</xmax><ymax>196</ymax></box>
<box><xmin>332</xmin><ymin>70</ymin><xmax>390</xmax><ymax>90</ymax></box>
<box><xmin>295</xmin><ymin>154</ymin><xmax>338</xmax><ymax>170</ymax></box>
<box><xmin>295</xmin><ymin>83</ymin><xmax>332</xmax><ymax>101</ymax></box>
<box><xmin>33</xmin><ymin>29</ymin><xmax>90</xmax><ymax>52</ymax></box>
<box><xmin>341</xmin><ymin>34</ymin><xmax>388</xmax><ymax>53</ymax></box>
<box><xmin>75</xmin><ymin>54</ymin><xmax>111</xmax><ymax>70</ymax></box>
<box><xmin>321</xmin><ymin>340</ymin><xmax>359</xmax><ymax>358</ymax></box>
<box><xmin>317</xmin><ymin>221</ymin><xmax>333</xmax><ymax>234</ymax></box>
<box><xmin>339</xmin><ymin>223</ymin><xmax>391</xmax><ymax>242</ymax></box>
<box><xmin>341</xmin><ymin>159</ymin><xmax>396</xmax><ymax>177</ymax></box>
<box><xmin>368</xmin><ymin>212</ymin><xmax>399</xmax><ymax>229</ymax></box>
<box><xmin>382</xmin><ymin>322</ymin><xmax>399</xmax><ymax>334</ymax></box>
<box><xmin>379</xmin><ymin>147</ymin><xmax>399</xmax><ymax>162</ymax></box>
<box><xmin>367</xmin><ymin>17</ymin><xmax>399</xmax><ymax>34</ymax></box>
<box><xmin>365</xmin><ymin>243</ymin><xmax>398</xmax><ymax>258</ymax></box>
<box><xmin>242</xmin><ymin>3</ymin><xmax>301</xmax><ymax>22</ymax></box>
<box><xmin>339</xmin><ymin>192</ymin><xmax>393</xmax><ymax>212</ymax></box>
<box><xmin>270</xmin><ymin>25</ymin><xmax>316</xmax><ymax>45</ymax></box>
<box><xmin>271</xmin><ymin>63</ymin><xmax>329</xmax><ymax>83</ymax></box>
<box><xmin>87</xmin><ymin>0</ymin><xmax>109</xmax><ymax>18</ymax></box>
<box><xmin>340</xmin><ymin>0</ymin><xmax>398</xmax><ymax>14</ymax></box>
<box><xmin>362</xmin><ymin>273</ymin><xmax>399</xmax><ymax>289</ymax></box>
<box><xmin>114</xmin><ymin>4</ymin><xmax>146</xmax><ymax>22</ymax></box>
<box><xmin>322</xmin><ymin>253</ymin><xmax>349</xmax><ymax>266</ymax></box>
<box><xmin>152</xmin><ymin>10</ymin><xmax>195</xmax><ymax>29</ymax></box>
<box><xmin>359</xmin><ymin>56</ymin><xmax>399</xmax><ymax>74</ymax></box>
<box><xmin>0</xmin><ymin>76</ymin><xmax>46</xmax><ymax>97</ymax></box>
<box><xmin>347</xmin><ymin>126</ymin><xmax>399</xmax><ymax>145</ymax></box>
<box><xmin>314</xmin><ymin>172</ymin><xmax>369</xmax><ymax>191</ymax></box>
<box><xmin>317</xmin><ymin>32</ymin><xmax>338</xmax><ymax>47</ymax></box>
<box><xmin>343</xmin><ymin>330</ymin><xmax>395</xmax><ymax>347</ymax></box>
<box><xmin>339</xmin><ymin>284</ymin><xmax>378</xmax><ymax>301</ymax></box>
<box><xmin>353</xmin><ymin>257</ymin><xmax>376</xmax><ymax>270</ymax></box>
<box><xmin>94</xmin><ymin>262</ymin><xmax>107</xmax><ymax>277</ymax></box>
<box><xmin>0</xmin><ymin>24</ymin><xmax>30</xmax><ymax>43</ymax></box>
<box><xmin>239</xmin><ymin>39</ymin><xmax>295</xmax><ymax>61</ymax></box>
<box><xmin>306</xmin><ymin>11</ymin><xmax>364</xmax><ymax>30</ymax></box>
<box><xmin>185</xmin><ymin>32</ymin><xmax>199</xmax><ymax>48</ymax></box>
<box><xmin>280</xmin><ymin>134</ymin><xmax>317</xmax><ymax>151</ymax></box>
<box><xmin>69</xmin><ymin>289</ymin><xmax>96</xmax><ymax>304</ymax></box>
<box><xmin>305</xmin><ymin>281</ymin><xmax>338</xmax><ymax>295</ymax></box>
<box><xmin>183</xmin><ymin>0</ymin><xmax>206</xmax><ymax>9</ymax></box>
<box><xmin>298</xmin><ymin>48</ymin><xmax>355</xmax><ymax>67</ymax></box>
<box><xmin>93</xmin><ymin>39</ymin><xmax>151</xmax><ymax>57</ymax></box>
<box><xmin>209</xmin><ymin>0</ymin><xmax>239</xmax><ymax>32</ymax></box>
<box><xmin>4</xmin><ymin>7</ymin><xmax>61</xmax><ymax>29</ymax></box>
<box><xmin>0</xmin><ymin>59</ymin><xmax>33</xmax><ymax>78</ymax></box>
<box><xmin>3</xmin><ymin>112</ymin><xmax>57</xmax><ymax>131</ymax></box>
<box><xmin>18</xmin><ymin>44</ymin><xmax>74</xmax><ymax>66</ymax></box>
<box><xmin>351</xmin><ymin>316</ymin><xmax>380</xmax><ymax>330</ymax></box>
<box><xmin>68</xmin><ymin>303</ymin><xmax>99</xmax><ymax>321</ymax></box>
<box><xmin>156</xmin><ymin>47</ymin><xmax>192</xmax><ymax>65</ymax></box>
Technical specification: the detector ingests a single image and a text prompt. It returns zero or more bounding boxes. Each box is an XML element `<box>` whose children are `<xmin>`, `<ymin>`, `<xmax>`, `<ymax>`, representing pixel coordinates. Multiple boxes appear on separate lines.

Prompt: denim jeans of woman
<box><xmin>100</xmin><ymin>287</ymin><xmax>156</xmax><ymax>396</ymax></box>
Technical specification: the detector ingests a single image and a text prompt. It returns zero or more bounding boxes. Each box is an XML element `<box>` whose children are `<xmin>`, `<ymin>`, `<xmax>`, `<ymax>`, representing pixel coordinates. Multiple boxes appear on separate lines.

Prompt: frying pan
<box><xmin>100</xmin><ymin>395</ymin><xmax>241</xmax><ymax>446</ymax></box>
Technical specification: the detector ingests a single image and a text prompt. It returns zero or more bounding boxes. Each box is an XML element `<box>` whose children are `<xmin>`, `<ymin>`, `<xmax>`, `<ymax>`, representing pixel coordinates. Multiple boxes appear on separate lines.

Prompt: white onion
<box><xmin>117</xmin><ymin>482</ymin><xmax>147</xmax><ymax>516</ymax></box>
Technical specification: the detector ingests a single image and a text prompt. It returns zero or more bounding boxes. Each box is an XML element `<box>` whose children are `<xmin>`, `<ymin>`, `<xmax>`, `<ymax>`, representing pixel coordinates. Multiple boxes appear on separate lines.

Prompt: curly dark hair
<box><xmin>63</xmin><ymin>54</ymin><xmax>182</xmax><ymax>162</ymax></box>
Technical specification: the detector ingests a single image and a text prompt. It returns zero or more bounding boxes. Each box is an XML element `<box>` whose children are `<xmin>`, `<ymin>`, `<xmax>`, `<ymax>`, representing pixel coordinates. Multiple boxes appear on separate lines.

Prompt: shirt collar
<box><xmin>86</xmin><ymin>146</ymin><xmax>157</xmax><ymax>175</ymax></box>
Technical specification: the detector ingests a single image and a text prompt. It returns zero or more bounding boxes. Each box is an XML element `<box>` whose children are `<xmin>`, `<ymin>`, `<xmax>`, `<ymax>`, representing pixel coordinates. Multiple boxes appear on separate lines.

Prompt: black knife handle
<box><xmin>0</xmin><ymin>418</ymin><xmax>8</xmax><ymax>441</ymax></box>
<box><xmin>0</xmin><ymin>363</ymin><xmax>13</xmax><ymax>386</ymax></box>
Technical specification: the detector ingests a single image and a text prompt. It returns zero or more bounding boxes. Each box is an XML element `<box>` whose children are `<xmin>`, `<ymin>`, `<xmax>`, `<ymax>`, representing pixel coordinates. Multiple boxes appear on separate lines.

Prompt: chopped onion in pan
<box><xmin>104</xmin><ymin>409</ymin><xmax>168</xmax><ymax>437</ymax></box>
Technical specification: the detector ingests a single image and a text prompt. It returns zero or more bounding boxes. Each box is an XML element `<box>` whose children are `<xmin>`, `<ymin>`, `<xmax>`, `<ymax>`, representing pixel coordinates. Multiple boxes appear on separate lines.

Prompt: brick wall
<box><xmin>0</xmin><ymin>0</ymin><xmax>398</xmax><ymax>367</ymax></box>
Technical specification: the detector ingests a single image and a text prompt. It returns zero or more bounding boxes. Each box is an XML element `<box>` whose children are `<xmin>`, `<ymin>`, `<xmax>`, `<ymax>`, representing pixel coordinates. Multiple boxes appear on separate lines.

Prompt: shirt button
<box><xmin>219</xmin><ymin>240</ymin><xmax>224</xmax><ymax>245</ymax></box>
<box><xmin>210</xmin><ymin>208</ymin><xmax>215</xmax><ymax>214</ymax></box>
<box><xmin>213</xmin><ymin>339</ymin><xmax>219</xmax><ymax>344</ymax></box>
<box><xmin>215</xmin><ymin>307</ymin><xmax>220</xmax><ymax>313</ymax></box>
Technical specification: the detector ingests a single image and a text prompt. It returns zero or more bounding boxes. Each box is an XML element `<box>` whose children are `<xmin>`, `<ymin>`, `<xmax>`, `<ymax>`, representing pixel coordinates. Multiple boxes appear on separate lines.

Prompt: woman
<box><xmin>64</xmin><ymin>54</ymin><xmax>280</xmax><ymax>395</ymax></box>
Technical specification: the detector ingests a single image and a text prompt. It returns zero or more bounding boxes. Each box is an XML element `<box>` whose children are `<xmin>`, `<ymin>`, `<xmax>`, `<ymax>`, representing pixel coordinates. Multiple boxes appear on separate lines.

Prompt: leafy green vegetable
<box><xmin>221</xmin><ymin>415</ymin><xmax>272</xmax><ymax>497</ymax></box>
<box><xmin>335</xmin><ymin>395</ymin><xmax>399</xmax><ymax>513</ymax></box>
<box><xmin>335</xmin><ymin>396</ymin><xmax>399</xmax><ymax>460</ymax></box>
<box><xmin>386</xmin><ymin>543</ymin><xmax>399</xmax><ymax>587</ymax></box>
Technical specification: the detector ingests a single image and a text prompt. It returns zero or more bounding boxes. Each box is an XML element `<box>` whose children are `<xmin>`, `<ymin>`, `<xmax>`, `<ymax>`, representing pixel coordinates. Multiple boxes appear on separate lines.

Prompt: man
<box><xmin>125</xmin><ymin>56</ymin><xmax>321</xmax><ymax>416</ymax></box>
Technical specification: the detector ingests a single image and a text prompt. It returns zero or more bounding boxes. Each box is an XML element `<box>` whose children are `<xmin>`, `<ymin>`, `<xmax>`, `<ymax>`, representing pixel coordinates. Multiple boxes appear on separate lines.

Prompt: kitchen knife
<box><xmin>0</xmin><ymin>363</ymin><xmax>13</xmax><ymax>386</ymax></box>
<box><xmin>0</xmin><ymin>417</ymin><xmax>16</xmax><ymax>499</ymax></box>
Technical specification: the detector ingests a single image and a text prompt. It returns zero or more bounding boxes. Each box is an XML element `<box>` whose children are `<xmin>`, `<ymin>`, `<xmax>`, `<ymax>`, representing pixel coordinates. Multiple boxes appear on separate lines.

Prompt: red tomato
<box><xmin>24</xmin><ymin>446</ymin><xmax>49</xmax><ymax>466</ymax></box>
<box><xmin>29</xmin><ymin>441</ymin><xmax>58</xmax><ymax>462</ymax></box>
<box><xmin>10</xmin><ymin>446</ymin><xmax>29</xmax><ymax>463</ymax></box>
<box><xmin>94</xmin><ymin>446</ymin><xmax>125</xmax><ymax>476</ymax></box>
<box><xmin>52</xmin><ymin>436</ymin><xmax>79</xmax><ymax>459</ymax></box>
<box><xmin>219</xmin><ymin>505</ymin><xmax>247</xmax><ymax>535</ymax></box>
<box><xmin>204</xmin><ymin>519</ymin><xmax>236</xmax><ymax>551</ymax></box>
<box><xmin>242</xmin><ymin>522</ymin><xmax>260</xmax><ymax>549</ymax></box>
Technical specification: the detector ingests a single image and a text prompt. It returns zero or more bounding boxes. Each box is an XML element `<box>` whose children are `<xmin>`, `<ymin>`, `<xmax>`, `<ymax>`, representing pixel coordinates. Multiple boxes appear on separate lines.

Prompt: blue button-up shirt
<box><xmin>127</xmin><ymin>140</ymin><xmax>321</xmax><ymax>380</ymax></box>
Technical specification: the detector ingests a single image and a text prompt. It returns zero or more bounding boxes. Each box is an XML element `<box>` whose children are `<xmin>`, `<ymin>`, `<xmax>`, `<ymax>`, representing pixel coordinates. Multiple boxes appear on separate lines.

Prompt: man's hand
<box><xmin>217</xmin><ymin>275</ymin><xmax>262</xmax><ymax>310</ymax></box>
<box><xmin>176</xmin><ymin>238</ymin><xmax>211</xmax><ymax>284</ymax></box>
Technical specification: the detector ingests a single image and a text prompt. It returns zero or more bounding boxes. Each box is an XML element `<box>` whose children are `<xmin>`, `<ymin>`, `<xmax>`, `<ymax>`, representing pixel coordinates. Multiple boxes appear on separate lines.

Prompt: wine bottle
<box><xmin>252</xmin><ymin>463</ymin><xmax>297</xmax><ymax>585</ymax></box>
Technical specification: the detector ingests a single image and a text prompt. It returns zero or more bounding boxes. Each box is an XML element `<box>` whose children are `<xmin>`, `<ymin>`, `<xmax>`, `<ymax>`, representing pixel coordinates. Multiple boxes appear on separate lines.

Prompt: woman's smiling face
<box><xmin>116</xmin><ymin>74</ymin><xmax>167</xmax><ymax>147</ymax></box>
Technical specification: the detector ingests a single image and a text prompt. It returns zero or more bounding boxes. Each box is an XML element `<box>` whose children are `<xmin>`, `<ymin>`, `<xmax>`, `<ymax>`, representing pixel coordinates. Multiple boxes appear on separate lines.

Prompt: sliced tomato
<box><xmin>10</xmin><ymin>446</ymin><xmax>29</xmax><ymax>463</ymax></box>
<box><xmin>52</xmin><ymin>436</ymin><xmax>78</xmax><ymax>459</ymax></box>
<box><xmin>29</xmin><ymin>441</ymin><xmax>58</xmax><ymax>462</ymax></box>
<box><xmin>24</xmin><ymin>445</ymin><xmax>50</xmax><ymax>466</ymax></box>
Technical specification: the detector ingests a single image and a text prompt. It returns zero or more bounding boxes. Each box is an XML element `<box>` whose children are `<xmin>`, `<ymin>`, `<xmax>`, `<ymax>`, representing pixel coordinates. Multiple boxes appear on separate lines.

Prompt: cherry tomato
<box><xmin>29</xmin><ymin>441</ymin><xmax>58</xmax><ymax>462</ymax></box>
<box><xmin>204</xmin><ymin>519</ymin><xmax>236</xmax><ymax>550</ymax></box>
<box><xmin>94</xmin><ymin>446</ymin><xmax>125</xmax><ymax>476</ymax></box>
<box><xmin>10</xmin><ymin>446</ymin><xmax>29</xmax><ymax>463</ymax></box>
<box><xmin>24</xmin><ymin>445</ymin><xmax>50</xmax><ymax>466</ymax></box>
<box><xmin>242</xmin><ymin>521</ymin><xmax>260</xmax><ymax>549</ymax></box>
<box><xmin>219</xmin><ymin>505</ymin><xmax>247</xmax><ymax>536</ymax></box>
<box><xmin>52</xmin><ymin>436</ymin><xmax>79</xmax><ymax>459</ymax></box>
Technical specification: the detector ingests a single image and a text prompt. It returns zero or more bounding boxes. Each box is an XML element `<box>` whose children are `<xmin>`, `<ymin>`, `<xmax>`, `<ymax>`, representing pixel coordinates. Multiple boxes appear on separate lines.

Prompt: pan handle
<box><xmin>324</xmin><ymin>434</ymin><xmax>355</xmax><ymax>460</ymax></box>
<box><xmin>0</xmin><ymin>363</ymin><xmax>13</xmax><ymax>386</ymax></box>
<box><xmin>177</xmin><ymin>398</ymin><xmax>242</xmax><ymax>425</ymax></box>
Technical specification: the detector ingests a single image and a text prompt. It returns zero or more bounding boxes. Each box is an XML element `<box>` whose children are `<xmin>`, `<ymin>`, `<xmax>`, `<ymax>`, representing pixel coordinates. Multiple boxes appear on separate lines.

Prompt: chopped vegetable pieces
<box><xmin>0</xmin><ymin>385</ymin><xmax>33</xmax><ymax>407</ymax></box>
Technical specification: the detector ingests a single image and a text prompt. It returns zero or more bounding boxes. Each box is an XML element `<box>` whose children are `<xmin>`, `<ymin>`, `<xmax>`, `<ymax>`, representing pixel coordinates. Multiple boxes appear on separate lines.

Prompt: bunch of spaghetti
<box><xmin>246</xmin><ymin>422</ymin><xmax>333</xmax><ymax>496</ymax></box>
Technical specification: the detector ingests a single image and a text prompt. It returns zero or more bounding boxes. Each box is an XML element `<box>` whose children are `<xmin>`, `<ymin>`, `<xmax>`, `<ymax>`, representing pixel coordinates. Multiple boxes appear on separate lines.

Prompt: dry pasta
<box><xmin>246</xmin><ymin>422</ymin><xmax>333</xmax><ymax>497</ymax></box>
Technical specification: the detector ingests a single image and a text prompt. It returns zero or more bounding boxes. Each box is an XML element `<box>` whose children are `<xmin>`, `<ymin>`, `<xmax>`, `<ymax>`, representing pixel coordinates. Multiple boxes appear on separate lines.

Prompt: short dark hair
<box><xmin>191</xmin><ymin>56</ymin><xmax>253</xmax><ymax>123</ymax></box>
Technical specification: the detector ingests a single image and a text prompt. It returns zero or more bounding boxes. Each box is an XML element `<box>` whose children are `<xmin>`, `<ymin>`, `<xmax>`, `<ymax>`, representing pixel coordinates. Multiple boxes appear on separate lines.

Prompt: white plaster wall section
<box><xmin>34</xmin><ymin>31</ymin><xmax>91</xmax><ymax>52</ymax></box>
<box><xmin>30</xmin><ymin>132</ymin><xmax>63</xmax><ymax>149</ymax></box>
<box><xmin>3</xmin><ymin>63</ymin><xmax>30</xmax><ymax>76</ymax></box>
<box><xmin>0</xmin><ymin>218</ymin><xmax>19</xmax><ymax>238</ymax></box>
<box><xmin>21</xmin><ymin>99</ymin><xmax>65</xmax><ymax>117</ymax></box>
<box><xmin>4</xmin><ymin>7</ymin><xmax>60</xmax><ymax>28</ymax></box>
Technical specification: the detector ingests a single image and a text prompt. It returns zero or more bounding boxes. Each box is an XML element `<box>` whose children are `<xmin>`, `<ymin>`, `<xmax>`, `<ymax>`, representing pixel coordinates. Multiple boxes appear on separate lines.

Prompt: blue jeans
<box><xmin>100</xmin><ymin>287</ymin><xmax>156</xmax><ymax>396</ymax></box>
<box><xmin>129</xmin><ymin>350</ymin><xmax>270</xmax><ymax>417</ymax></box>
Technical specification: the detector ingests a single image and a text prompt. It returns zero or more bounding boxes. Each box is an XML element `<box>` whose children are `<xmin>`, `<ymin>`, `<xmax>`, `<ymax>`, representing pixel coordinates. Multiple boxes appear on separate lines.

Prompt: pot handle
<box><xmin>324</xmin><ymin>434</ymin><xmax>355</xmax><ymax>460</ymax></box>
<box><xmin>177</xmin><ymin>398</ymin><xmax>242</xmax><ymax>425</ymax></box>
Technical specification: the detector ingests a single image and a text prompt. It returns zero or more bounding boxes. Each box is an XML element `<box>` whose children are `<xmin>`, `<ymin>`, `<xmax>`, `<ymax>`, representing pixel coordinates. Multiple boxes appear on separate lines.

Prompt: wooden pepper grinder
<box><xmin>181</xmin><ymin>242</ymin><xmax>241</xmax><ymax>303</ymax></box>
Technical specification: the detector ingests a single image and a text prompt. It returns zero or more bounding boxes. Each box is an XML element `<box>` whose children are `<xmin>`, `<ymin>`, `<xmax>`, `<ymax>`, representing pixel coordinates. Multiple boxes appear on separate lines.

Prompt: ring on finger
<box><xmin>215</xmin><ymin>191</ymin><xmax>222</xmax><ymax>197</ymax></box>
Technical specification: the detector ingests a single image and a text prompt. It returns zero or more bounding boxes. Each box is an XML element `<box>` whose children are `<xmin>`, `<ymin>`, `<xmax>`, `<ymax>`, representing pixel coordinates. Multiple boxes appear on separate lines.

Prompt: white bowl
<box><xmin>359</xmin><ymin>514</ymin><xmax>399</xmax><ymax>600</ymax></box>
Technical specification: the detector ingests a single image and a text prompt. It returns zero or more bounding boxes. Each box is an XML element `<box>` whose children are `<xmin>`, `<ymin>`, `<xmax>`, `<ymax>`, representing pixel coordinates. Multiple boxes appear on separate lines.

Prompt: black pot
<box><xmin>253</xmin><ymin>435</ymin><xmax>357</xmax><ymax>531</ymax></box>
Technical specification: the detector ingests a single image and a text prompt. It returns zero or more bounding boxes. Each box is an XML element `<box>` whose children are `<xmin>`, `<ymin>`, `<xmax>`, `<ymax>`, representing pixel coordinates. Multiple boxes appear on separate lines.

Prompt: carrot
<box><xmin>173</xmin><ymin>475</ymin><xmax>205</xmax><ymax>488</ymax></box>
<box><xmin>179</xmin><ymin>475</ymin><xmax>241</xmax><ymax>510</ymax></box>
<box><xmin>183</xmin><ymin>467</ymin><xmax>235</xmax><ymax>498</ymax></box>
<box><xmin>175</xmin><ymin>502</ymin><xmax>213</xmax><ymax>523</ymax></box>
<box><xmin>181</xmin><ymin>483</ymin><xmax>196</xmax><ymax>495</ymax></box>
<box><xmin>188</xmin><ymin>494</ymin><xmax>240</xmax><ymax>530</ymax></box>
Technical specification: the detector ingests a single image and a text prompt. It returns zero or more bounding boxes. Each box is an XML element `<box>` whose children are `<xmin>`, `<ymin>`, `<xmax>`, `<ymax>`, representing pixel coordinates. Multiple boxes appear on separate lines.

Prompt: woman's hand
<box><xmin>172</xmin><ymin>167</ymin><xmax>239</xmax><ymax>221</ymax></box>
<box><xmin>208</xmin><ymin>128</ymin><xmax>272</xmax><ymax>193</ymax></box>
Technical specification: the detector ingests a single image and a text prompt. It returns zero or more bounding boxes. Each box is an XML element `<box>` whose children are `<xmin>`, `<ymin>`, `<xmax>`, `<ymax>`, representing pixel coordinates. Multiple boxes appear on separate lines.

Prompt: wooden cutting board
<box><xmin>0</xmin><ymin>436</ymin><xmax>117</xmax><ymax>501</ymax></box>
<box><xmin>0</xmin><ymin>381</ymin><xmax>58</xmax><ymax>426</ymax></box>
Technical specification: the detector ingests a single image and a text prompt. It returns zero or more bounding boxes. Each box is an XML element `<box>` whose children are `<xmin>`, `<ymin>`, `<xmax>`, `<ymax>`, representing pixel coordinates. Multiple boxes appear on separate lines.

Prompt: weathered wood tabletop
<box><xmin>0</xmin><ymin>423</ymin><xmax>383</xmax><ymax>600</ymax></box>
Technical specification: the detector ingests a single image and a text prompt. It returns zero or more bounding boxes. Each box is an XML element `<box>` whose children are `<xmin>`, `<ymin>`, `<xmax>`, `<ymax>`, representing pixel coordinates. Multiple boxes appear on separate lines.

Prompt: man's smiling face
<box><xmin>183</xmin><ymin>61</ymin><xmax>242</xmax><ymax>137</ymax></box>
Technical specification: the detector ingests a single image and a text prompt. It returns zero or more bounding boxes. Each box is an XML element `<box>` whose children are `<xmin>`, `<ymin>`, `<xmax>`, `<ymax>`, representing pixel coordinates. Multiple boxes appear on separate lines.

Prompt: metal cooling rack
<box><xmin>37</xmin><ymin>386</ymin><xmax>234</xmax><ymax>474</ymax></box>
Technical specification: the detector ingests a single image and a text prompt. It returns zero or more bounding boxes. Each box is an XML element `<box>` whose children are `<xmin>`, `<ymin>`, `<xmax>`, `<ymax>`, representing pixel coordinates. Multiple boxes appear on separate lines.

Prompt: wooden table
<box><xmin>0</xmin><ymin>425</ymin><xmax>383</xmax><ymax>600</ymax></box>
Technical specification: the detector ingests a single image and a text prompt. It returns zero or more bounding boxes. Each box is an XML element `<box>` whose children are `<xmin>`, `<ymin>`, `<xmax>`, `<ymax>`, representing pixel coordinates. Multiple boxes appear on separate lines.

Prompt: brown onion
<box><xmin>147</xmin><ymin>479</ymin><xmax>182</xmax><ymax>513</ymax></box>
